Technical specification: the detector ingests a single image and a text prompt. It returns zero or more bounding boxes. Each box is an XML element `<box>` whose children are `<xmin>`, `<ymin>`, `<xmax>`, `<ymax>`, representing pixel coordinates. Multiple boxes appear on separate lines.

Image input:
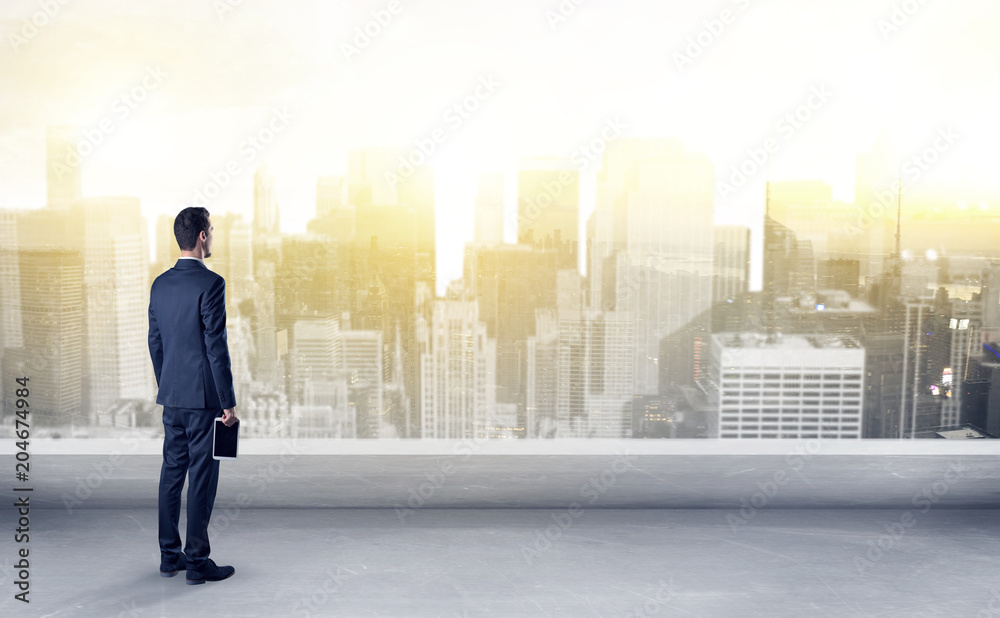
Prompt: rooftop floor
<box><xmin>11</xmin><ymin>507</ymin><xmax>1000</xmax><ymax>617</ymax></box>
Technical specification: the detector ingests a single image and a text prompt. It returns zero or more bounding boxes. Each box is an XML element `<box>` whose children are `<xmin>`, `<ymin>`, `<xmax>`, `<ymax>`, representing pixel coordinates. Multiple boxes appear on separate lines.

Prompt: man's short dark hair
<box><xmin>174</xmin><ymin>207</ymin><xmax>211</xmax><ymax>251</ymax></box>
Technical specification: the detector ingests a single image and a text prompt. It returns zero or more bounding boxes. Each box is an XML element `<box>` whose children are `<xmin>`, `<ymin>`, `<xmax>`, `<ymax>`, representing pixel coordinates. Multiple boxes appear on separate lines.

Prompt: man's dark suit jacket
<box><xmin>148</xmin><ymin>259</ymin><xmax>235</xmax><ymax>409</ymax></box>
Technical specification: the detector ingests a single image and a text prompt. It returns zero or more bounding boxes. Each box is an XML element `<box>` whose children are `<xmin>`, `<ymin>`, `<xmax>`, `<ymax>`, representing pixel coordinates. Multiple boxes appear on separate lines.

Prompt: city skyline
<box><xmin>3</xmin><ymin>0</ymin><xmax>1000</xmax><ymax>442</ymax></box>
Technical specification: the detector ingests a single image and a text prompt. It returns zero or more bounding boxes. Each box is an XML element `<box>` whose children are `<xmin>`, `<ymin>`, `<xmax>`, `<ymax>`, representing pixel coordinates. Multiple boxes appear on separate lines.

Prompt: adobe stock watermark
<box><xmin>113</xmin><ymin>600</ymin><xmax>143</xmax><ymax>618</ymax></box>
<box><xmin>717</xmin><ymin>85</ymin><xmax>833</xmax><ymax>202</ymax></box>
<box><xmin>49</xmin><ymin>65</ymin><xmax>168</xmax><ymax>181</ymax></box>
<box><xmin>179</xmin><ymin>107</ymin><xmax>294</xmax><ymax>209</ymax></box>
<box><xmin>394</xmin><ymin>416</ymin><xmax>506</xmax><ymax>522</ymax></box>
<box><xmin>725</xmin><ymin>439</ymin><xmax>822</xmax><ymax>534</ymax></box>
<box><xmin>877</xmin><ymin>0</ymin><xmax>932</xmax><ymax>41</ymax></box>
<box><xmin>545</xmin><ymin>0</ymin><xmax>587</xmax><ymax>31</ymax></box>
<box><xmin>275</xmin><ymin>564</ymin><xmax>358</xmax><ymax>617</ymax></box>
<box><xmin>61</xmin><ymin>431</ymin><xmax>146</xmax><ymax>513</ymax></box>
<box><xmin>512</xmin><ymin>116</ymin><xmax>627</xmax><ymax>233</ymax></box>
<box><xmin>673</xmin><ymin>0</ymin><xmax>754</xmax><ymax>71</ymax></box>
<box><xmin>7</xmin><ymin>0</ymin><xmax>73</xmax><ymax>53</ymax></box>
<box><xmin>520</xmin><ymin>449</ymin><xmax>638</xmax><ymax>564</ymax></box>
<box><xmin>844</xmin><ymin>126</ymin><xmax>959</xmax><ymax>237</ymax></box>
<box><xmin>383</xmin><ymin>74</ymin><xmax>500</xmax><ymax>190</ymax></box>
<box><xmin>622</xmin><ymin>577</ymin><xmax>680</xmax><ymax>618</ymax></box>
<box><xmin>852</xmin><ymin>459</ymin><xmax>965</xmax><ymax>575</ymax></box>
<box><xmin>341</xmin><ymin>0</ymin><xmax>407</xmax><ymax>61</ymax></box>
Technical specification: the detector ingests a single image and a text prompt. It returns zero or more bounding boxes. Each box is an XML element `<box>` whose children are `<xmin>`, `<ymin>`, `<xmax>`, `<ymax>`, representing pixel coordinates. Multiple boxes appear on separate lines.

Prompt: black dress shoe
<box><xmin>185</xmin><ymin>559</ymin><xmax>235</xmax><ymax>585</ymax></box>
<box><xmin>159</xmin><ymin>554</ymin><xmax>188</xmax><ymax>578</ymax></box>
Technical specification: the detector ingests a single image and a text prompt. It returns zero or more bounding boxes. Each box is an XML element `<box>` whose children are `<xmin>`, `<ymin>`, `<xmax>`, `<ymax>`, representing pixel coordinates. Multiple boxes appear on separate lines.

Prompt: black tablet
<box><xmin>213</xmin><ymin>418</ymin><xmax>239</xmax><ymax>460</ymax></box>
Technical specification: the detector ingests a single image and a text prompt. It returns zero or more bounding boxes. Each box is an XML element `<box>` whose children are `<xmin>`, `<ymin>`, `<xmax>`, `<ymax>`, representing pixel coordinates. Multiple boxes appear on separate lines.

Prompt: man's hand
<box><xmin>221</xmin><ymin>407</ymin><xmax>238</xmax><ymax>427</ymax></box>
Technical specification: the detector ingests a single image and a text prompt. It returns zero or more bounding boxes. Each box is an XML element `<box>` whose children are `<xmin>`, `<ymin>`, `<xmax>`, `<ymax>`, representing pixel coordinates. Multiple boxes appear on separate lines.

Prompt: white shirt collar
<box><xmin>179</xmin><ymin>256</ymin><xmax>206</xmax><ymax>267</ymax></box>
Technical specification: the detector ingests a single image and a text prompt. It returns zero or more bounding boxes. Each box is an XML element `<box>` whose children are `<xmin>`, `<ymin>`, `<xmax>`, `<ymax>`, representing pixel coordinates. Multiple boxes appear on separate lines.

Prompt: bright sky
<box><xmin>1</xmin><ymin>0</ymin><xmax>998</xmax><ymax>291</ymax></box>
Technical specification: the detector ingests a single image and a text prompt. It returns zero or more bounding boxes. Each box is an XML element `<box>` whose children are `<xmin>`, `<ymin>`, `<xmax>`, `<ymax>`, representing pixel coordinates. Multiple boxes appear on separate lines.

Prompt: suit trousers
<box><xmin>158</xmin><ymin>405</ymin><xmax>221</xmax><ymax>570</ymax></box>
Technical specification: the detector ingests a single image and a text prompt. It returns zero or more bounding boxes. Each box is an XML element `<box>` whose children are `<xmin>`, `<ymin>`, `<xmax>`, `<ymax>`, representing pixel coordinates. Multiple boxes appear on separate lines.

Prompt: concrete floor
<box><xmin>8</xmin><ymin>507</ymin><xmax>1000</xmax><ymax>617</ymax></box>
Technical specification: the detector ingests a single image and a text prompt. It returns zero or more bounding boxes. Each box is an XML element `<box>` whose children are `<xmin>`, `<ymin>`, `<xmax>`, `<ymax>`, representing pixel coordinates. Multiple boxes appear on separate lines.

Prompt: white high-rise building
<box><xmin>596</xmin><ymin>142</ymin><xmax>714</xmax><ymax>395</ymax></box>
<box><xmin>291</xmin><ymin>316</ymin><xmax>342</xmax><ymax>405</ymax></box>
<box><xmin>709</xmin><ymin>333</ymin><xmax>865</xmax><ymax>439</ymax></box>
<box><xmin>77</xmin><ymin>197</ymin><xmax>154</xmax><ymax>422</ymax></box>
<box><xmin>418</xmin><ymin>300</ymin><xmax>496</xmax><ymax>439</ymax></box>
<box><xmin>527</xmin><ymin>304</ymin><xmax>634</xmax><ymax>439</ymax></box>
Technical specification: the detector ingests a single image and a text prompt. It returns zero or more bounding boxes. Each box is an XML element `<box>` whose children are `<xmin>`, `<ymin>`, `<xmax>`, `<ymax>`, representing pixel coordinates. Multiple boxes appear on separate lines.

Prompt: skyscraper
<box><xmin>17</xmin><ymin>249</ymin><xmax>84</xmax><ymax>426</ymax></box>
<box><xmin>418</xmin><ymin>300</ymin><xmax>497</xmax><ymax>439</ymax></box>
<box><xmin>290</xmin><ymin>315</ymin><xmax>342</xmax><ymax>406</ymax></box>
<box><xmin>75</xmin><ymin>197</ymin><xmax>154</xmax><ymax>422</ymax></box>
<box><xmin>342</xmin><ymin>328</ymin><xmax>384</xmax><ymax>439</ymax></box>
<box><xmin>253</xmin><ymin>163</ymin><xmax>280</xmax><ymax>235</ymax></box>
<box><xmin>613</xmin><ymin>152</ymin><xmax>715</xmax><ymax>395</ymax></box>
<box><xmin>713</xmin><ymin>225</ymin><xmax>750</xmax><ymax>302</ymax></box>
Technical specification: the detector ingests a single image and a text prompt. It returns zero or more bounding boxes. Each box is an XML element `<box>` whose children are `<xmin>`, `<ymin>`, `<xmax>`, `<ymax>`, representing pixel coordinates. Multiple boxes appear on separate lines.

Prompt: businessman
<box><xmin>148</xmin><ymin>206</ymin><xmax>238</xmax><ymax>585</ymax></box>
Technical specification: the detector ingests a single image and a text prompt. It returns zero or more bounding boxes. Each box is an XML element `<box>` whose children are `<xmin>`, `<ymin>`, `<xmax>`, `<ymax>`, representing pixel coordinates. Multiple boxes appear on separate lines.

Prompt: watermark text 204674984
<box><xmin>13</xmin><ymin>375</ymin><xmax>32</xmax><ymax>604</ymax></box>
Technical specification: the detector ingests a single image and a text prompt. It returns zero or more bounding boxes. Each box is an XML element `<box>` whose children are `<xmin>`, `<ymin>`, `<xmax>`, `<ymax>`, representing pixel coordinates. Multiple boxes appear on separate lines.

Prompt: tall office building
<box><xmin>938</xmin><ymin>295</ymin><xmax>982</xmax><ymax>427</ymax></box>
<box><xmin>76</xmin><ymin>197</ymin><xmax>154</xmax><ymax>422</ymax></box>
<box><xmin>418</xmin><ymin>300</ymin><xmax>497</xmax><ymax>439</ymax></box>
<box><xmin>526</xmin><ymin>269</ymin><xmax>633</xmax><ymax>439</ymax></box>
<box><xmin>527</xmin><ymin>309</ymin><xmax>634</xmax><ymax>439</ymax></box>
<box><xmin>17</xmin><ymin>250</ymin><xmax>84</xmax><ymax>426</ymax></box>
<box><xmin>342</xmin><ymin>328</ymin><xmax>384</xmax><ymax>438</ymax></box>
<box><xmin>290</xmin><ymin>315</ymin><xmax>342</xmax><ymax>406</ymax></box>
<box><xmin>210</xmin><ymin>213</ymin><xmax>253</xmax><ymax>317</ymax></box>
<box><xmin>464</xmin><ymin>243</ymin><xmax>558</xmax><ymax>434</ymax></box>
<box><xmin>46</xmin><ymin>125</ymin><xmax>82</xmax><ymax>210</ymax></box>
<box><xmin>713</xmin><ymin>225</ymin><xmax>751</xmax><ymax>302</ymax></box>
<box><xmin>475</xmin><ymin>173</ymin><xmax>505</xmax><ymax>246</ymax></box>
<box><xmin>518</xmin><ymin>158</ymin><xmax>579</xmax><ymax>269</ymax></box>
<box><xmin>862</xmin><ymin>333</ymin><xmax>906</xmax><ymax>438</ymax></box>
<box><xmin>590</xmin><ymin>138</ymin><xmax>688</xmax><ymax>309</ymax></box>
<box><xmin>611</xmin><ymin>151</ymin><xmax>714</xmax><ymax>395</ymax></box>
<box><xmin>253</xmin><ymin>163</ymin><xmax>280</xmax><ymax>235</ymax></box>
<box><xmin>709</xmin><ymin>333</ymin><xmax>865</xmax><ymax>439</ymax></box>
<box><xmin>899</xmin><ymin>297</ymin><xmax>938</xmax><ymax>438</ymax></box>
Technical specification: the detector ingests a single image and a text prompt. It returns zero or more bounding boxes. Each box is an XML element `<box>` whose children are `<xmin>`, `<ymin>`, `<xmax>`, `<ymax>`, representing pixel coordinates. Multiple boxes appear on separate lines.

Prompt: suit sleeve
<box><xmin>148</xmin><ymin>290</ymin><xmax>163</xmax><ymax>387</ymax></box>
<box><xmin>202</xmin><ymin>276</ymin><xmax>236</xmax><ymax>408</ymax></box>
